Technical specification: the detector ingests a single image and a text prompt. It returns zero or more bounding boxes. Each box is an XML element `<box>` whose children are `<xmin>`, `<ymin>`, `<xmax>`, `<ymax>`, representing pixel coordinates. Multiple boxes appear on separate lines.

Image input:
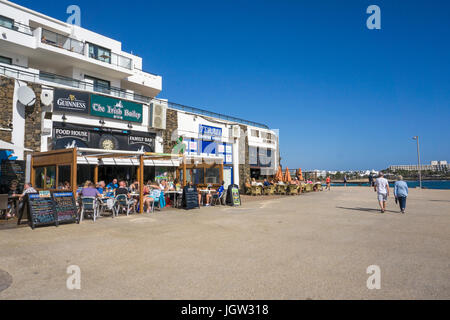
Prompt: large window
<box><xmin>205</xmin><ymin>168</ymin><xmax>220</xmax><ymax>184</ymax></box>
<box><xmin>34</xmin><ymin>166</ymin><xmax>56</xmax><ymax>190</ymax></box>
<box><xmin>0</xmin><ymin>56</ymin><xmax>12</xmax><ymax>65</ymax></box>
<box><xmin>84</xmin><ymin>75</ymin><xmax>110</xmax><ymax>94</ymax></box>
<box><xmin>0</xmin><ymin>15</ymin><xmax>14</xmax><ymax>30</ymax></box>
<box><xmin>88</xmin><ymin>43</ymin><xmax>111</xmax><ymax>64</ymax></box>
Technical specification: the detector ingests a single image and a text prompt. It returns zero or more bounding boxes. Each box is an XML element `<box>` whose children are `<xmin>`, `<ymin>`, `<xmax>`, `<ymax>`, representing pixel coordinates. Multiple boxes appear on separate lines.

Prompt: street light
<box><xmin>413</xmin><ymin>136</ymin><xmax>422</xmax><ymax>189</ymax></box>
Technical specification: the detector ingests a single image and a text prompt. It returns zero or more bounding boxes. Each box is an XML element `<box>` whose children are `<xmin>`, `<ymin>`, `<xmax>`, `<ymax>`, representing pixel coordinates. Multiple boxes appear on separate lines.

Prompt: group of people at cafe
<box><xmin>76</xmin><ymin>178</ymin><xmax>226</xmax><ymax>213</ymax></box>
<box><xmin>77</xmin><ymin>178</ymin><xmax>185</xmax><ymax>214</ymax></box>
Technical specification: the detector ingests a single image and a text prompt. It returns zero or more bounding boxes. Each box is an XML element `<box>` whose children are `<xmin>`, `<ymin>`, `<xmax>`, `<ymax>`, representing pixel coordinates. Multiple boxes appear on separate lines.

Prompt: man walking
<box><xmin>374</xmin><ymin>172</ymin><xmax>390</xmax><ymax>213</ymax></box>
<box><xmin>326</xmin><ymin>176</ymin><xmax>331</xmax><ymax>191</ymax></box>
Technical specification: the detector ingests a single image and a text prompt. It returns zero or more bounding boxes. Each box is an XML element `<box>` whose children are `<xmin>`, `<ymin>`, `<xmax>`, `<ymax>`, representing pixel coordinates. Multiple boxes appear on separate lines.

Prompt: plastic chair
<box><xmin>149</xmin><ymin>189</ymin><xmax>162</xmax><ymax>213</ymax></box>
<box><xmin>114</xmin><ymin>194</ymin><xmax>134</xmax><ymax>216</ymax></box>
<box><xmin>212</xmin><ymin>191</ymin><xmax>226</xmax><ymax>206</ymax></box>
<box><xmin>80</xmin><ymin>197</ymin><xmax>98</xmax><ymax>223</ymax></box>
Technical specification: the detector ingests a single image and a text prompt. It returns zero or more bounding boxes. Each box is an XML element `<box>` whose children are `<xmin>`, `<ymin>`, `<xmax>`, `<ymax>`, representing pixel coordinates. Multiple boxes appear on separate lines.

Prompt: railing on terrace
<box><xmin>111</xmin><ymin>53</ymin><xmax>132</xmax><ymax>70</ymax></box>
<box><xmin>0</xmin><ymin>64</ymin><xmax>270</xmax><ymax>129</ymax></box>
<box><xmin>0</xmin><ymin>20</ymin><xmax>33</xmax><ymax>36</ymax></box>
<box><xmin>41</xmin><ymin>29</ymin><xmax>85</xmax><ymax>55</ymax></box>
<box><xmin>162</xmin><ymin>100</ymin><xmax>269</xmax><ymax>129</ymax></box>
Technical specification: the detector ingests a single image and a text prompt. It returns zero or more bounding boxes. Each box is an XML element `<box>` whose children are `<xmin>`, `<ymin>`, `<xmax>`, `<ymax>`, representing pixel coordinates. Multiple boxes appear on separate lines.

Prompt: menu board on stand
<box><xmin>226</xmin><ymin>184</ymin><xmax>241</xmax><ymax>207</ymax></box>
<box><xmin>26</xmin><ymin>191</ymin><xmax>58</xmax><ymax>229</ymax></box>
<box><xmin>182</xmin><ymin>186</ymin><xmax>200</xmax><ymax>210</ymax></box>
<box><xmin>52</xmin><ymin>192</ymin><xmax>79</xmax><ymax>224</ymax></box>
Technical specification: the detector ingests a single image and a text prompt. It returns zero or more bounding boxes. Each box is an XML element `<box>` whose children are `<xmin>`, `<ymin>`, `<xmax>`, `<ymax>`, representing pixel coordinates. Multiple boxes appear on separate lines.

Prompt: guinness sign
<box><xmin>53</xmin><ymin>89</ymin><xmax>89</xmax><ymax>114</ymax></box>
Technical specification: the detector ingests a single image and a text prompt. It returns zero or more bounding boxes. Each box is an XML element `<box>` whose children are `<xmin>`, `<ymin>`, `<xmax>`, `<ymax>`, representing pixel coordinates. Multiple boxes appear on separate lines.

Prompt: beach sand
<box><xmin>0</xmin><ymin>187</ymin><xmax>449</xmax><ymax>299</ymax></box>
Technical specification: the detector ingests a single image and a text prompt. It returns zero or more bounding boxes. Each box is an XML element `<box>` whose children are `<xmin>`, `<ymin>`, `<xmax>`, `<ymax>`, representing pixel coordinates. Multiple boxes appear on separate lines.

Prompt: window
<box><xmin>88</xmin><ymin>43</ymin><xmax>111</xmax><ymax>64</ymax></box>
<box><xmin>34</xmin><ymin>166</ymin><xmax>56</xmax><ymax>189</ymax></box>
<box><xmin>0</xmin><ymin>15</ymin><xmax>14</xmax><ymax>30</ymax></box>
<box><xmin>251</xmin><ymin>129</ymin><xmax>259</xmax><ymax>137</ymax></box>
<box><xmin>0</xmin><ymin>56</ymin><xmax>12</xmax><ymax>65</ymax></box>
<box><xmin>205</xmin><ymin>168</ymin><xmax>220</xmax><ymax>184</ymax></box>
<box><xmin>84</xmin><ymin>75</ymin><xmax>110</xmax><ymax>94</ymax></box>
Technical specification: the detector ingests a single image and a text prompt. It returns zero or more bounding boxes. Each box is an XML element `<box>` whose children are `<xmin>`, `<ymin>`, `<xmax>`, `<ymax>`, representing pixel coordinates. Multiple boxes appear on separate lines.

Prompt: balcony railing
<box><xmin>0</xmin><ymin>20</ymin><xmax>33</xmax><ymax>36</ymax></box>
<box><xmin>41</xmin><ymin>29</ymin><xmax>131</xmax><ymax>70</ymax></box>
<box><xmin>89</xmin><ymin>51</ymin><xmax>133</xmax><ymax>70</ymax></box>
<box><xmin>0</xmin><ymin>64</ymin><xmax>270</xmax><ymax>130</ymax></box>
<box><xmin>41</xmin><ymin>29</ymin><xmax>85</xmax><ymax>55</ymax></box>
<box><xmin>111</xmin><ymin>53</ymin><xmax>132</xmax><ymax>70</ymax></box>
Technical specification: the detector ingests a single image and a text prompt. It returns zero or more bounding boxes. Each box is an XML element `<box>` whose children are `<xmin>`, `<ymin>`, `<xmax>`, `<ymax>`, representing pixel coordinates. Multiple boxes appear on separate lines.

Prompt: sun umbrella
<box><xmin>275</xmin><ymin>166</ymin><xmax>283</xmax><ymax>182</ymax></box>
<box><xmin>297</xmin><ymin>168</ymin><xmax>304</xmax><ymax>181</ymax></box>
<box><xmin>284</xmin><ymin>167</ymin><xmax>292</xmax><ymax>183</ymax></box>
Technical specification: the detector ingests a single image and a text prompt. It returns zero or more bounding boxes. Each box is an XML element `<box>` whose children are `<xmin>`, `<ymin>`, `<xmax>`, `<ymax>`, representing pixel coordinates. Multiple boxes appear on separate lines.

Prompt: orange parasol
<box><xmin>297</xmin><ymin>168</ymin><xmax>304</xmax><ymax>181</ymax></box>
<box><xmin>275</xmin><ymin>166</ymin><xmax>283</xmax><ymax>182</ymax></box>
<box><xmin>284</xmin><ymin>167</ymin><xmax>292</xmax><ymax>183</ymax></box>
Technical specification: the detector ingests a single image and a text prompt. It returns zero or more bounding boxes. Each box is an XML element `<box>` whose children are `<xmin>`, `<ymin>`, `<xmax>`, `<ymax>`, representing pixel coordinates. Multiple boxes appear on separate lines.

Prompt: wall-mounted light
<box><xmin>62</xmin><ymin>114</ymin><xmax>67</xmax><ymax>121</ymax></box>
<box><xmin>128</xmin><ymin>123</ymin><xmax>133</xmax><ymax>129</ymax></box>
<box><xmin>99</xmin><ymin>120</ymin><xmax>106</xmax><ymax>125</ymax></box>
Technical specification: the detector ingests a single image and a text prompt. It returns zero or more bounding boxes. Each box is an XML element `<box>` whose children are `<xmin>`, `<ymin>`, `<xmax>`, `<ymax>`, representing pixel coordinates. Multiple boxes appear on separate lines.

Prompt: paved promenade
<box><xmin>1</xmin><ymin>187</ymin><xmax>449</xmax><ymax>300</ymax></box>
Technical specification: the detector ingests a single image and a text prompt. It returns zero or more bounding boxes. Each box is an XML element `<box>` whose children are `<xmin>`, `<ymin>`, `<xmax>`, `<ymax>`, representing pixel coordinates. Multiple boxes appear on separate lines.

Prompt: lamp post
<box><xmin>413</xmin><ymin>136</ymin><xmax>422</xmax><ymax>189</ymax></box>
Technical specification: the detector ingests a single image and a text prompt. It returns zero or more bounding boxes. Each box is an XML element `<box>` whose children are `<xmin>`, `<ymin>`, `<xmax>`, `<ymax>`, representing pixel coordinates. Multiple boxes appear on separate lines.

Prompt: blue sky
<box><xmin>14</xmin><ymin>0</ymin><xmax>450</xmax><ymax>170</ymax></box>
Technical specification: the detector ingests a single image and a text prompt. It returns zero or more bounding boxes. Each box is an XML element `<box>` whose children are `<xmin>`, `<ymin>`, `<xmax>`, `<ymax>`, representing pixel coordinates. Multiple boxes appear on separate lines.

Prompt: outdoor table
<box><xmin>165</xmin><ymin>191</ymin><xmax>183</xmax><ymax>208</ymax></box>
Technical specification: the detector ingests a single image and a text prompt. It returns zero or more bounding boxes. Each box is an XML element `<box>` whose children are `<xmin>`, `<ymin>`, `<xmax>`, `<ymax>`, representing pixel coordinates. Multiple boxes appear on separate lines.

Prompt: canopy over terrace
<box><xmin>31</xmin><ymin>148</ymin><xmax>224</xmax><ymax>214</ymax></box>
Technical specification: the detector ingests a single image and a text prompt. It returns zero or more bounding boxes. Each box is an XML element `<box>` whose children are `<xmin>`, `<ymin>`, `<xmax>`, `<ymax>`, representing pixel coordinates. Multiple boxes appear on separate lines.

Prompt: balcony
<box><xmin>41</xmin><ymin>29</ymin><xmax>85</xmax><ymax>55</ymax></box>
<box><xmin>88</xmin><ymin>45</ymin><xmax>132</xmax><ymax>70</ymax></box>
<box><xmin>38</xmin><ymin>71</ymin><xmax>150</xmax><ymax>103</ymax></box>
<box><xmin>0</xmin><ymin>18</ymin><xmax>34</xmax><ymax>36</ymax></box>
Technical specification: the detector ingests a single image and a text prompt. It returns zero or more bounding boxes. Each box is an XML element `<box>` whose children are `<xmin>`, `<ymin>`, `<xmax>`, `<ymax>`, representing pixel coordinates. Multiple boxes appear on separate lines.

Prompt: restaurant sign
<box><xmin>199</xmin><ymin>124</ymin><xmax>222</xmax><ymax>141</ymax></box>
<box><xmin>90</xmin><ymin>94</ymin><xmax>143</xmax><ymax>123</ymax></box>
<box><xmin>53</xmin><ymin>89</ymin><xmax>90</xmax><ymax>114</ymax></box>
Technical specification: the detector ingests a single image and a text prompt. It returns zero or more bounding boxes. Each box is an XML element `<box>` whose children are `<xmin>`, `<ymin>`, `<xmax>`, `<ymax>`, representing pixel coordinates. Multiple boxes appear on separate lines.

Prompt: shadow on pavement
<box><xmin>336</xmin><ymin>207</ymin><xmax>399</xmax><ymax>214</ymax></box>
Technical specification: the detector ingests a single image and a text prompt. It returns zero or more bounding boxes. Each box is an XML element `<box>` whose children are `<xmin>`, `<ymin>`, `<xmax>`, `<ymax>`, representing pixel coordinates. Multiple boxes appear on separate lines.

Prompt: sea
<box><xmin>331</xmin><ymin>180</ymin><xmax>450</xmax><ymax>190</ymax></box>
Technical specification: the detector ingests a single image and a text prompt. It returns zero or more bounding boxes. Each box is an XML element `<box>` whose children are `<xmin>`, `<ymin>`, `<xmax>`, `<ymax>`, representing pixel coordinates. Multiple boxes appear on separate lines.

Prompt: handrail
<box><xmin>0</xmin><ymin>64</ymin><xmax>271</xmax><ymax>130</ymax></box>
<box><xmin>0</xmin><ymin>20</ymin><xmax>34</xmax><ymax>36</ymax></box>
<box><xmin>41</xmin><ymin>28</ymin><xmax>85</xmax><ymax>55</ymax></box>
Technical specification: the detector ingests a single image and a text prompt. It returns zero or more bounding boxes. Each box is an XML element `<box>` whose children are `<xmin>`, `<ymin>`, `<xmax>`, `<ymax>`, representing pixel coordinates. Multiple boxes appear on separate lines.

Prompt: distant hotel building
<box><xmin>389</xmin><ymin>161</ymin><xmax>449</xmax><ymax>172</ymax></box>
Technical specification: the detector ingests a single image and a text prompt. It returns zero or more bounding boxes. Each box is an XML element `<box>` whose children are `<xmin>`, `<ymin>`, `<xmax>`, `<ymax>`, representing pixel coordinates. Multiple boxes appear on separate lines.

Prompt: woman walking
<box><xmin>394</xmin><ymin>176</ymin><xmax>409</xmax><ymax>214</ymax></box>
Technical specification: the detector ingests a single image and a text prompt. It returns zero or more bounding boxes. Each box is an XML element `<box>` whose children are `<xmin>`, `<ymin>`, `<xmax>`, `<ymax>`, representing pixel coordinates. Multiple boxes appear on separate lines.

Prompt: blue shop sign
<box><xmin>199</xmin><ymin>124</ymin><xmax>222</xmax><ymax>141</ymax></box>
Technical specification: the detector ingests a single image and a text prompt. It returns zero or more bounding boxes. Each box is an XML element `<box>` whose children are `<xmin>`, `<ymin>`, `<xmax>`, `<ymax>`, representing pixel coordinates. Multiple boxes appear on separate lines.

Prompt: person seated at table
<box><xmin>173</xmin><ymin>179</ymin><xmax>181</xmax><ymax>191</ymax></box>
<box><xmin>115</xmin><ymin>181</ymin><xmax>130</xmax><ymax>198</ymax></box>
<box><xmin>251</xmin><ymin>178</ymin><xmax>262</xmax><ymax>187</ymax></box>
<box><xmin>96</xmin><ymin>181</ymin><xmax>106</xmax><ymax>195</ymax></box>
<box><xmin>12</xmin><ymin>182</ymin><xmax>38</xmax><ymax>218</ymax></box>
<box><xmin>263</xmin><ymin>179</ymin><xmax>271</xmax><ymax>187</ymax></box>
<box><xmin>79</xmin><ymin>181</ymin><xmax>101</xmax><ymax>198</ymax></box>
<box><xmin>277</xmin><ymin>180</ymin><xmax>285</xmax><ymax>186</ymax></box>
<box><xmin>107</xmin><ymin>179</ymin><xmax>119</xmax><ymax>191</ymax></box>
<box><xmin>64</xmin><ymin>181</ymin><xmax>71</xmax><ymax>191</ymax></box>
<box><xmin>210</xmin><ymin>181</ymin><xmax>225</xmax><ymax>205</ymax></box>
<box><xmin>130</xmin><ymin>180</ymin><xmax>140</xmax><ymax>193</ymax></box>
<box><xmin>159</xmin><ymin>179</ymin><xmax>169</xmax><ymax>192</ymax></box>
<box><xmin>143</xmin><ymin>182</ymin><xmax>161</xmax><ymax>213</ymax></box>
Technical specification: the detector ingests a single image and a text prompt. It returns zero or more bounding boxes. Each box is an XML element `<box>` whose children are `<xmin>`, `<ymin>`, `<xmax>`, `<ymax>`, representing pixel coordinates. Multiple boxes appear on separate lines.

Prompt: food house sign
<box><xmin>90</xmin><ymin>94</ymin><xmax>143</xmax><ymax>123</ymax></box>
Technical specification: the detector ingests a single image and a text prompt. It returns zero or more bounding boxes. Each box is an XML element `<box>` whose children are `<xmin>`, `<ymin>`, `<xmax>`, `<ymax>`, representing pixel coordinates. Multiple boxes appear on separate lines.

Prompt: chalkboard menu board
<box><xmin>226</xmin><ymin>184</ymin><xmax>241</xmax><ymax>207</ymax></box>
<box><xmin>0</xmin><ymin>160</ymin><xmax>25</xmax><ymax>194</ymax></box>
<box><xmin>53</xmin><ymin>192</ymin><xmax>78</xmax><ymax>224</ymax></box>
<box><xmin>182</xmin><ymin>186</ymin><xmax>200</xmax><ymax>210</ymax></box>
<box><xmin>27</xmin><ymin>191</ymin><xmax>58</xmax><ymax>229</ymax></box>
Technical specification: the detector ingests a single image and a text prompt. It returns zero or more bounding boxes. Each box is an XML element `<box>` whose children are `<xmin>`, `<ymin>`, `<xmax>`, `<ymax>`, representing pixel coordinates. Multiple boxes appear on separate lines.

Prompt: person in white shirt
<box><xmin>374</xmin><ymin>172</ymin><xmax>390</xmax><ymax>213</ymax></box>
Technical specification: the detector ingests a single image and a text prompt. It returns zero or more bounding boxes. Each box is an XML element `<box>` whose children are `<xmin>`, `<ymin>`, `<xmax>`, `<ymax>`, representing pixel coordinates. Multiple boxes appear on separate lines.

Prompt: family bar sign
<box><xmin>90</xmin><ymin>94</ymin><xmax>143</xmax><ymax>123</ymax></box>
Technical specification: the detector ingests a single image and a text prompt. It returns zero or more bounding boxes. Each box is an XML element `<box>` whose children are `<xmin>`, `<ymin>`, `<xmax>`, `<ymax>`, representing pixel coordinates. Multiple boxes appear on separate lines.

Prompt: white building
<box><xmin>0</xmin><ymin>0</ymin><xmax>278</xmax><ymax>189</ymax></box>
